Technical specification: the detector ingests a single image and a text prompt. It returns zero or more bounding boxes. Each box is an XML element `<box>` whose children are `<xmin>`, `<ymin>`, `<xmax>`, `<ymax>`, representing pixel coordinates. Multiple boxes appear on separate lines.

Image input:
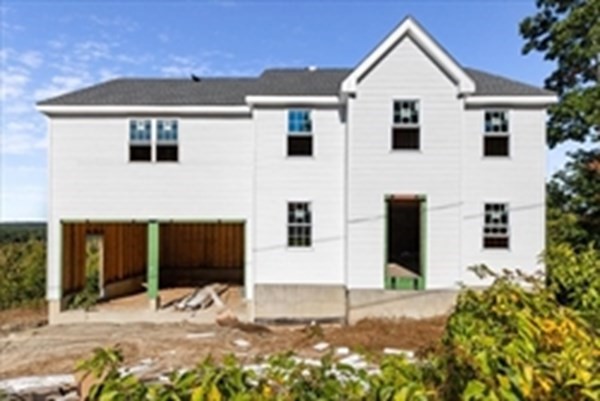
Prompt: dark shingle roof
<box><xmin>37</xmin><ymin>78</ymin><xmax>260</xmax><ymax>106</ymax></box>
<box><xmin>257</xmin><ymin>68</ymin><xmax>351</xmax><ymax>96</ymax></box>
<box><xmin>464</xmin><ymin>68</ymin><xmax>553</xmax><ymax>96</ymax></box>
<box><xmin>37</xmin><ymin>67</ymin><xmax>551</xmax><ymax>106</ymax></box>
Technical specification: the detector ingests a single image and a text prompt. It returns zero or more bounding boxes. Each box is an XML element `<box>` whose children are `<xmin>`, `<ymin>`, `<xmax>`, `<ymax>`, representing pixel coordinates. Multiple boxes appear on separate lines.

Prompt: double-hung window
<box><xmin>287</xmin><ymin>202</ymin><xmax>312</xmax><ymax>247</ymax></box>
<box><xmin>287</xmin><ymin>110</ymin><xmax>313</xmax><ymax>156</ymax></box>
<box><xmin>483</xmin><ymin>203</ymin><xmax>509</xmax><ymax>249</ymax></box>
<box><xmin>392</xmin><ymin>100</ymin><xmax>420</xmax><ymax>150</ymax></box>
<box><xmin>129</xmin><ymin>119</ymin><xmax>152</xmax><ymax>162</ymax></box>
<box><xmin>156</xmin><ymin>119</ymin><xmax>178</xmax><ymax>162</ymax></box>
<box><xmin>484</xmin><ymin>111</ymin><xmax>509</xmax><ymax>156</ymax></box>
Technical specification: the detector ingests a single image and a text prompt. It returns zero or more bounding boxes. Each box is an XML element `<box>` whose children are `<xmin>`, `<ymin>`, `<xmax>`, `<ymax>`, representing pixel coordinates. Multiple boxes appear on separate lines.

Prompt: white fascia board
<box><xmin>245</xmin><ymin>96</ymin><xmax>341</xmax><ymax>106</ymax></box>
<box><xmin>464</xmin><ymin>95</ymin><xmax>558</xmax><ymax>106</ymax></box>
<box><xmin>341</xmin><ymin>17</ymin><xmax>476</xmax><ymax>94</ymax></box>
<box><xmin>36</xmin><ymin>105</ymin><xmax>251</xmax><ymax>115</ymax></box>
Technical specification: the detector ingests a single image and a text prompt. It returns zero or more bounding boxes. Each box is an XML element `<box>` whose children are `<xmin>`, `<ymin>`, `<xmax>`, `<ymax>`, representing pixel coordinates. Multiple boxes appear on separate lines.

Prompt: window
<box><xmin>129</xmin><ymin>120</ymin><xmax>152</xmax><ymax>162</ymax></box>
<box><xmin>483</xmin><ymin>203</ymin><xmax>509</xmax><ymax>249</ymax></box>
<box><xmin>287</xmin><ymin>110</ymin><xmax>312</xmax><ymax>156</ymax></box>
<box><xmin>156</xmin><ymin>119</ymin><xmax>178</xmax><ymax>162</ymax></box>
<box><xmin>484</xmin><ymin>111</ymin><xmax>509</xmax><ymax>156</ymax></box>
<box><xmin>287</xmin><ymin>202</ymin><xmax>312</xmax><ymax>247</ymax></box>
<box><xmin>392</xmin><ymin>100</ymin><xmax>420</xmax><ymax>150</ymax></box>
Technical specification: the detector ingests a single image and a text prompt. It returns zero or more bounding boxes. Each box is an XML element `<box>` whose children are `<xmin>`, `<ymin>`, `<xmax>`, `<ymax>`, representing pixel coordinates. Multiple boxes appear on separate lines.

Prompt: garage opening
<box><xmin>61</xmin><ymin>222</ymin><xmax>148</xmax><ymax>304</ymax></box>
<box><xmin>60</xmin><ymin>221</ymin><xmax>245</xmax><ymax>311</ymax></box>
<box><xmin>159</xmin><ymin>222</ymin><xmax>244</xmax><ymax>287</ymax></box>
<box><xmin>385</xmin><ymin>196</ymin><xmax>425</xmax><ymax>290</ymax></box>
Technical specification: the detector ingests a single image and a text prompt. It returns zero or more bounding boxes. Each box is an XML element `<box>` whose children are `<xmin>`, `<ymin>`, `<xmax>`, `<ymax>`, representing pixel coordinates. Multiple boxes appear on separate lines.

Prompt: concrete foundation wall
<box><xmin>348</xmin><ymin>289</ymin><xmax>458</xmax><ymax>323</ymax></box>
<box><xmin>254</xmin><ymin>284</ymin><xmax>346</xmax><ymax>322</ymax></box>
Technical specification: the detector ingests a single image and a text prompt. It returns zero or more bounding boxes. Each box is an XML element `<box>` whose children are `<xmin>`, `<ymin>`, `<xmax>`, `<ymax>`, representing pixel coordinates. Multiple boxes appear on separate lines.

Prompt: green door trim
<box><xmin>384</xmin><ymin>194</ymin><xmax>427</xmax><ymax>290</ymax></box>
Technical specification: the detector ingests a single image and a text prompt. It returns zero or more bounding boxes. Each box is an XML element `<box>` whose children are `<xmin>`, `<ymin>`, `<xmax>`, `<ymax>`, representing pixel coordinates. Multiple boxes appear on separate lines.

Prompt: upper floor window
<box><xmin>392</xmin><ymin>100</ymin><xmax>420</xmax><ymax>150</ymax></box>
<box><xmin>287</xmin><ymin>110</ymin><xmax>313</xmax><ymax>156</ymax></box>
<box><xmin>483</xmin><ymin>203</ymin><xmax>509</xmax><ymax>249</ymax></box>
<box><xmin>129</xmin><ymin>120</ymin><xmax>152</xmax><ymax>162</ymax></box>
<box><xmin>287</xmin><ymin>201</ymin><xmax>312</xmax><ymax>247</ymax></box>
<box><xmin>156</xmin><ymin>119</ymin><xmax>178</xmax><ymax>162</ymax></box>
<box><xmin>484</xmin><ymin>111</ymin><xmax>509</xmax><ymax>157</ymax></box>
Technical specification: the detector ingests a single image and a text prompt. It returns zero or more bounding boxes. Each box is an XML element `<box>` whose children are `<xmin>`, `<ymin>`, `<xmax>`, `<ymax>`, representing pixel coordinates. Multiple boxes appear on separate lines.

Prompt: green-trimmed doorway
<box><xmin>385</xmin><ymin>195</ymin><xmax>426</xmax><ymax>290</ymax></box>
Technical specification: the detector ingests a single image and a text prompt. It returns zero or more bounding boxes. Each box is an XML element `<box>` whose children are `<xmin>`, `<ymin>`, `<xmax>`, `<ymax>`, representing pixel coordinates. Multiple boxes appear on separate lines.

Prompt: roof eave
<box><xmin>36</xmin><ymin>104</ymin><xmax>252</xmax><ymax>115</ymax></box>
<box><xmin>245</xmin><ymin>95</ymin><xmax>342</xmax><ymax>106</ymax></box>
<box><xmin>464</xmin><ymin>95</ymin><xmax>558</xmax><ymax>107</ymax></box>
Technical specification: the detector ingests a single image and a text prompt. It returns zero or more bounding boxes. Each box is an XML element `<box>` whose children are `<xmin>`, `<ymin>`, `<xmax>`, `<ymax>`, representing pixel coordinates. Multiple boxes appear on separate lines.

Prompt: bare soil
<box><xmin>0</xmin><ymin>306</ymin><xmax>446</xmax><ymax>379</ymax></box>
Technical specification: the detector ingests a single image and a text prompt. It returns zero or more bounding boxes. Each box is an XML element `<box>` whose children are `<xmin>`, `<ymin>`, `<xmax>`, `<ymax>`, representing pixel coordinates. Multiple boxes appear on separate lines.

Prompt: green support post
<box><xmin>417</xmin><ymin>196</ymin><xmax>427</xmax><ymax>290</ymax></box>
<box><xmin>147</xmin><ymin>221</ymin><xmax>159</xmax><ymax>309</ymax></box>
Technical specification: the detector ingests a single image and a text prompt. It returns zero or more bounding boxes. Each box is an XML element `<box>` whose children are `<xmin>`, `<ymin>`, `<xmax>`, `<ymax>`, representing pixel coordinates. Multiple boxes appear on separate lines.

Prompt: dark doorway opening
<box><xmin>386</xmin><ymin>196</ymin><xmax>424</xmax><ymax>289</ymax></box>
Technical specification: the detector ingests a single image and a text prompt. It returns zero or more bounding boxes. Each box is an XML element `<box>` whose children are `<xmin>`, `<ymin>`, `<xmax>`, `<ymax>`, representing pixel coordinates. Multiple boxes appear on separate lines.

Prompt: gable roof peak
<box><xmin>341</xmin><ymin>16</ymin><xmax>476</xmax><ymax>94</ymax></box>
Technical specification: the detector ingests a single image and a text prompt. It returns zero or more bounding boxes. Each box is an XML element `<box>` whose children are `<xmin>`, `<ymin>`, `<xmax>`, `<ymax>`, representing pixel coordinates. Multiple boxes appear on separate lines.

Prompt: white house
<box><xmin>38</xmin><ymin>17</ymin><xmax>556</xmax><ymax>323</ymax></box>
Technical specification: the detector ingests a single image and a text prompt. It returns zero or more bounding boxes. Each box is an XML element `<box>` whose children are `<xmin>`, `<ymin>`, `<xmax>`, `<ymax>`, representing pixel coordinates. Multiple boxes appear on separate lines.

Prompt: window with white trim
<box><xmin>156</xmin><ymin>119</ymin><xmax>178</xmax><ymax>162</ymax></box>
<box><xmin>129</xmin><ymin>119</ymin><xmax>152</xmax><ymax>162</ymax></box>
<box><xmin>287</xmin><ymin>202</ymin><xmax>312</xmax><ymax>247</ymax></box>
<box><xmin>287</xmin><ymin>110</ymin><xmax>312</xmax><ymax>156</ymax></box>
<box><xmin>483</xmin><ymin>203</ymin><xmax>509</xmax><ymax>249</ymax></box>
<box><xmin>484</xmin><ymin>111</ymin><xmax>509</xmax><ymax>156</ymax></box>
<box><xmin>392</xmin><ymin>100</ymin><xmax>420</xmax><ymax>149</ymax></box>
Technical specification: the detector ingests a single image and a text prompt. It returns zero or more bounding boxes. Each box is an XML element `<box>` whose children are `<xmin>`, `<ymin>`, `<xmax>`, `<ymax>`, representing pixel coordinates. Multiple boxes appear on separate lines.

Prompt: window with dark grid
<box><xmin>287</xmin><ymin>202</ymin><xmax>312</xmax><ymax>247</ymax></box>
<box><xmin>156</xmin><ymin>119</ymin><xmax>178</xmax><ymax>162</ymax></box>
<box><xmin>484</xmin><ymin>111</ymin><xmax>509</xmax><ymax>157</ymax></box>
<box><xmin>129</xmin><ymin>119</ymin><xmax>152</xmax><ymax>162</ymax></box>
<box><xmin>287</xmin><ymin>110</ymin><xmax>313</xmax><ymax>156</ymax></box>
<box><xmin>392</xmin><ymin>100</ymin><xmax>420</xmax><ymax>150</ymax></box>
<box><xmin>483</xmin><ymin>203</ymin><xmax>509</xmax><ymax>249</ymax></box>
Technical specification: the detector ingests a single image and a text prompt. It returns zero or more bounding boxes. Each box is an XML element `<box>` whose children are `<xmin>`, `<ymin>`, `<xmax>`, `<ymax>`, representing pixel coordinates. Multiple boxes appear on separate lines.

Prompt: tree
<box><xmin>520</xmin><ymin>0</ymin><xmax>600</xmax><ymax>248</ymax></box>
<box><xmin>520</xmin><ymin>0</ymin><xmax>599</xmax><ymax>148</ymax></box>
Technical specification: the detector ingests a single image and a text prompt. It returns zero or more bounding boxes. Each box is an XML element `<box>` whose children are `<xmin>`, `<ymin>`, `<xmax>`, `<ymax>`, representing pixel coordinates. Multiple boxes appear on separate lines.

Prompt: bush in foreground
<box><xmin>77</xmin><ymin>267</ymin><xmax>600</xmax><ymax>401</ymax></box>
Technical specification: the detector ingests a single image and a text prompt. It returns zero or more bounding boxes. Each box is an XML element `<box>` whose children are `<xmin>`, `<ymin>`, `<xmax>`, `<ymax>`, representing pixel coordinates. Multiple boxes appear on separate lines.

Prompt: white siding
<box><xmin>460</xmin><ymin>108</ymin><xmax>546</xmax><ymax>285</ymax></box>
<box><xmin>253</xmin><ymin>107</ymin><xmax>345</xmax><ymax>285</ymax></box>
<box><xmin>347</xmin><ymin>36</ymin><xmax>464</xmax><ymax>289</ymax></box>
<box><xmin>48</xmin><ymin>115</ymin><xmax>255</xmax><ymax>299</ymax></box>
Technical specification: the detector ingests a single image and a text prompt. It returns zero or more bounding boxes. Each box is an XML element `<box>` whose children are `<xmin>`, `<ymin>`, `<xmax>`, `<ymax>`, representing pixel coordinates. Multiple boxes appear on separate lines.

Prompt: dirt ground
<box><xmin>0</xmin><ymin>305</ymin><xmax>446</xmax><ymax>379</ymax></box>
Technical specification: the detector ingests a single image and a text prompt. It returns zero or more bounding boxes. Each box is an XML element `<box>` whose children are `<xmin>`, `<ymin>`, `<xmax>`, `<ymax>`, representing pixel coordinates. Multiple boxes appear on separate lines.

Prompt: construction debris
<box><xmin>233</xmin><ymin>339</ymin><xmax>251</xmax><ymax>348</ymax></box>
<box><xmin>383</xmin><ymin>348</ymin><xmax>415</xmax><ymax>359</ymax></box>
<box><xmin>0</xmin><ymin>374</ymin><xmax>75</xmax><ymax>394</ymax></box>
<box><xmin>313</xmin><ymin>342</ymin><xmax>330</xmax><ymax>352</ymax></box>
<box><xmin>174</xmin><ymin>284</ymin><xmax>228</xmax><ymax>311</ymax></box>
<box><xmin>186</xmin><ymin>332</ymin><xmax>216</xmax><ymax>340</ymax></box>
<box><xmin>339</xmin><ymin>354</ymin><xmax>368</xmax><ymax>369</ymax></box>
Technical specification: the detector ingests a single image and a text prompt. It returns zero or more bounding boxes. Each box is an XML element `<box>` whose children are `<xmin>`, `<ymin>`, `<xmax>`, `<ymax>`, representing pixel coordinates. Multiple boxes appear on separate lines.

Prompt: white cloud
<box><xmin>89</xmin><ymin>15</ymin><xmax>139</xmax><ymax>32</ymax></box>
<box><xmin>0</xmin><ymin>184</ymin><xmax>46</xmax><ymax>221</ymax></box>
<box><xmin>98</xmin><ymin>68</ymin><xmax>120</xmax><ymax>81</ymax></box>
<box><xmin>18</xmin><ymin>51</ymin><xmax>43</xmax><ymax>69</ymax></box>
<box><xmin>159</xmin><ymin>55</ymin><xmax>212</xmax><ymax>77</ymax></box>
<box><xmin>74</xmin><ymin>40</ymin><xmax>112</xmax><ymax>61</ymax></box>
<box><xmin>0</xmin><ymin>129</ymin><xmax>46</xmax><ymax>155</ymax></box>
<box><xmin>0</xmin><ymin>69</ymin><xmax>30</xmax><ymax>101</ymax></box>
<box><xmin>34</xmin><ymin>74</ymin><xmax>91</xmax><ymax>100</ymax></box>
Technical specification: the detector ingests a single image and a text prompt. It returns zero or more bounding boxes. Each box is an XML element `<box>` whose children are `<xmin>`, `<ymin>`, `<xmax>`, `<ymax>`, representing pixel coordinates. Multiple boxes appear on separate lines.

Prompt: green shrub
<box><xmin>78</xmin><ymin>267</ymin><xmax>600</xmax><ymax>401</ymax></box>
<box><xmin>439</xmin><ymin>265</ymin><xmax>600</xmax><ymax>400</ymax></box>
<box><xmin>545</xmin><ymin>243</ymin><xmax>600</xmax><ymax>327</ymax></box>
<box><xmin>0</xmin><ymin>238</ymin><xmax>46</xmax><ymax>310</ymax></box>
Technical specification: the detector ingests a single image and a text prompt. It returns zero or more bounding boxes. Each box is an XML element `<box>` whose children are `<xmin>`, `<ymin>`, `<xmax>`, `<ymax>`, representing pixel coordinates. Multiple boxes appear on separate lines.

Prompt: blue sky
<box><xmin>0</xmin><ymin>0</ymin><xmax>576</xmax><ymax>221</ymax></box>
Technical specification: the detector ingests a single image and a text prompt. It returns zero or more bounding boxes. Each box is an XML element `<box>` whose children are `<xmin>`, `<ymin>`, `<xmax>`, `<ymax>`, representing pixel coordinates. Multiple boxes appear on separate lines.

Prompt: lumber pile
<box><xmin>172</xmin><ymin>284</ymin><xmax>228</xmax><ymax>311</ymax></box>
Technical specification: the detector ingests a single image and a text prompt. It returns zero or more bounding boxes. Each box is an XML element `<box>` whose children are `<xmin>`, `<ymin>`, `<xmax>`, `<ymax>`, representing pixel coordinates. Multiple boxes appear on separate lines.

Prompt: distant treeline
<box><xmin>0</xmin><ymin>222</ymin><xmax>46</xmax><ymax>244</ymax></box>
